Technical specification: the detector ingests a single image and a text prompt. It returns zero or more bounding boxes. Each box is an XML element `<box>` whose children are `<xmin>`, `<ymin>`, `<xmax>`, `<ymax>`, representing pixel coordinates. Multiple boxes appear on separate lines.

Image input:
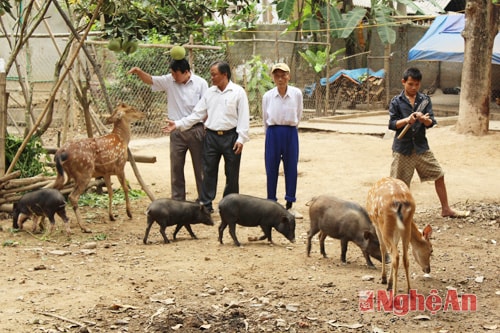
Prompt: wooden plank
<box><xmin>43</xmin><ymin>147</ymin><xmax>157</xmax><ymax>163</ymax></box>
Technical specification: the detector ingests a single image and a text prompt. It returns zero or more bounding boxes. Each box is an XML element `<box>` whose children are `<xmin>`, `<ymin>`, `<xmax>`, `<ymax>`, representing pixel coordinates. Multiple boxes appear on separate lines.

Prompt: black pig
<box><xmin>218</xmin><ymin>193</ymin><xmax>296</xmax><ymax>246</ymax></box>
<box><xmin>143</xmin><ymin>198</ymin><xmax>214</xmax><ymax>244</ymax></box>
<box><xmin>307</xmin><ymin>195</ymin><xmax>383</xmax><ymax>268</ymax></box>
<box><xmin>13</xmin><ymin>188</ymin><xmax>70</xmax><ymax>235</ymax></box>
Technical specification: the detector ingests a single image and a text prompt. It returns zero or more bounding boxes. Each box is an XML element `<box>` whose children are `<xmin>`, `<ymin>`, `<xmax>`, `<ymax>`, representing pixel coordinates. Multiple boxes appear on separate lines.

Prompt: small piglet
<box><xmin>13</xmin><ymin>188</ymin><xmax>70</xmax><ymax>235</ymax></box>
<box><xmin>143</xmin><ymin>198</ymin><xmax>214</xmax><ymax>244</ymax></box>
<box><xmin>307</xmin><ymin>195</ymin><xmax>383</xmax><ymax>268</ymax></box>
<box><xmin>218</xmin><ymin>193</ymin><xmax>296</xmax><ymax>246</ymax></box>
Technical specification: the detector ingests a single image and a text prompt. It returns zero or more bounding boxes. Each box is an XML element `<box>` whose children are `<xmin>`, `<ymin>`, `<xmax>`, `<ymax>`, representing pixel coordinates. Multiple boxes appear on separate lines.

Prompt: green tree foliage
<box><xmin>0</xmin><ymin>0</ymin><xmax>13</xmax><ymax>17</ymax></box>
<box><xmin>275</xmin><ymin>0</ymin><xmax>443</xmax><ymax>45</ymax></box>
<box><xmin>71</xmin><ymin>0</ymin><xmax>255</xmax><ymax>45</ymax></box>
<box><xmin>5</xmin><ymin>135</ymin><xmax>49</xmax><ymax>177</ymax></box>
<box><xmin>299</xmin><ymin>47</ymin><xmax>346</xmax><ymax>73</ymax></box>
<box><xmin>241</xmin><ymin>56</ymin><xmax>275</xmax><ymax>118</ymax></box>
<box><xmin>105</xmin><ymin>32</ymin><xmax>170</xmax><ymax>110</ymax></box>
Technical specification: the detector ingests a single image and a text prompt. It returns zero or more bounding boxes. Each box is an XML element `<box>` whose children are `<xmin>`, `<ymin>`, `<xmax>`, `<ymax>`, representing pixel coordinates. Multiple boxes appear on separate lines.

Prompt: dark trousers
<box><xmin>200</xmin><ymin>129</ymin><xmax>241</xmax><ymax>209</ymax></box>
<box><xmin>265</xmin><ymin>125</ymin><xmax>299</xmax><ymax>203</ymax></box>
<box><xmin>169</xmin><ymin>123</ymin><xmax>205</xmax><ymax>201</ymax></box>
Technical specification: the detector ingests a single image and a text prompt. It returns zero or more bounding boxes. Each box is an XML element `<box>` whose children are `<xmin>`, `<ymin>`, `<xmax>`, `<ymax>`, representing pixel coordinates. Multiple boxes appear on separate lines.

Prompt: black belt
<box><xmin>206</xmin><ymin>128</ymin><xmax>236</xmax><ymax>136</ymax></box>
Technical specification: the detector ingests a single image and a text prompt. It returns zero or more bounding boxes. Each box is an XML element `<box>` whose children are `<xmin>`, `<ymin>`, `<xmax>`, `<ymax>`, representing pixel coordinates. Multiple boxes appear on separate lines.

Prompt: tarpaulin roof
<box><xmin>408</xmin><ymin>14</ymin><xmax>500</xmax><ymax>65</ymax></box>
<box><xmin>319</xmin><ymin>68</ymin><xmax>385</xmax><ymax>86</ymax></box>
<box><xmin>353</xmin><ymin>0</ymin><xmax>451</xmax><ymax>15</ymax></box>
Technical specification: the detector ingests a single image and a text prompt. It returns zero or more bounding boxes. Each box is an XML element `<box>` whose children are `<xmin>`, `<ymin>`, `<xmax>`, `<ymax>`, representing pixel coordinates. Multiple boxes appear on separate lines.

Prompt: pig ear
<box><xmin>422</xmin><ymin>224</ymin><xmax>432</xmax><ymax>240</ymax></box>
<box><xmin>364</xmin><ymin>230</ymin><xmax>376</xmax><ymax>241</ymax></box>
<box><xmin>281</xmin><ymin>216</ymin><xmax>290</xmax><ymax>224</ymax></box>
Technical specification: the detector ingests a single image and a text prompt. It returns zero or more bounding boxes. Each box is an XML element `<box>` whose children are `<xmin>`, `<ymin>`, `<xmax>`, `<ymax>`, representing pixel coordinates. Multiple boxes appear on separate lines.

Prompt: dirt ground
<box><xmin>0</xmin><ymin>123</ymin><xmax>499</xmax><ymax>333</ymax></box>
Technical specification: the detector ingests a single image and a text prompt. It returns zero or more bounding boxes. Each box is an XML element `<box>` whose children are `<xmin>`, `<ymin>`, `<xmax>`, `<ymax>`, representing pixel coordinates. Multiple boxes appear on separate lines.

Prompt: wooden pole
<box><xmin>324</xmin><ymin>2</ymin><xmax>330</xmax><ymax>116</ymax></box>
<box><xmin>384</xmin><ymin>44</ymin><xmax>391</xmax><ymax>107</ymax></box>
<box><xmin>188</xmin><ymin>35</ymin><xmax>195</xmax><ymax>73</ymax></box>
<box><xmin>34</xmin><ymin>0</ymin><xmax>84</xmax><ymax>138</ymax></box>
<box><xmin>51</xmin><ymin>0</ymin><xmax>113</xmax><ymax>114</ymax></box>
<box><xmin>0</xmin><ymin>70</ymin><xmax>6</xmax><ymax>176</ymax></box>
<box><xmin>5</xmin><ymin>0</ymin><xmax>105</xmax><ymax>175</ymax></box>
<box><xmin>43</xmin><ymin>147</ymin><xmax>157</xmax><ymax>164</ymax></box>
<box><xmin>275</xmin><ymin>31</ymin><xmax>279</xmax><ymax>60</ymax></box>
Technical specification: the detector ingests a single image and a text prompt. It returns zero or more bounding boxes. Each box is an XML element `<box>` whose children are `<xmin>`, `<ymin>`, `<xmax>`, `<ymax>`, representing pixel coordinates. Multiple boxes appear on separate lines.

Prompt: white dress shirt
<box><xmin>262</xmin><ymin>85</ymin><xmax>303</xmax><ymax>129</ymax></box>
<box><xmin>151</xmin><ymin>73</ymin><xmax>208</xmax><ymax>120</ymax></box>
<box><xmin>175</xmin><ymin>81</ymin><xmax>250</xmax><ymax>144</ymax></box>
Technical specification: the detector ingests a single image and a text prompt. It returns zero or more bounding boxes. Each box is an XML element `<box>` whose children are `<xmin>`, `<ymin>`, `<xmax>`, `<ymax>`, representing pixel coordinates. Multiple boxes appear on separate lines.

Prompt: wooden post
<box><xmin>252</xmin><ymin>33</ymin><xmax>256</xmax><ymax>56</ymax></box>
<box><xmin>5</xmin><ymin>0</ymin><xmax>105</xmax><ymax>175</ymax></box>
<box><xmin>0</xmin><ymin>69</ymin><xmax>7</xmax><ymax>177</ymax></box>
<box><xmin>324</xmin><ymin>2</ymin><xmax>330</xmax><ymax>116</ymax></box>
<box><xmin>275</xmin><ymin>31</ymin><xmax>279</xmax><ymax>60</ymax></box>
<box><xmin>188</xmin><ymin>35</ymin><xmax>194</xmax><ymax>73</ymax></box>
<box><xmin>384</xmin><ymin>44</ymin><xmax>391</xmax><ymax>107</ymax></box>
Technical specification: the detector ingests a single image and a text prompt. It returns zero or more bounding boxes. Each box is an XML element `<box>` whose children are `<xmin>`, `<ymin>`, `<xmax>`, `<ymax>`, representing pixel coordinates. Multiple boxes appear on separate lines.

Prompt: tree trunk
<box><xmin>456</xmin><ymin>0</ymin><xmax>499</xmax><ymax>135</ymax></box>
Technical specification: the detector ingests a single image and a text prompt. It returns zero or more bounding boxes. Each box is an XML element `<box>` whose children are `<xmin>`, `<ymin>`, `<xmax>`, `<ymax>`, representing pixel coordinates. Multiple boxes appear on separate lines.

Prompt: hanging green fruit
<box><xmin>122</xmin><ymin>39</ymin><xmax>139</xmax><ymax>55</ymax></box>
<box><xmin>107</xmin><ymin>38</ymin><xmax>122</xmax><ymax>52</ymax></box>
<box><xmin>170</xmin><ymin>45</ymin><xmax>186</xmax><ymax>60</ymax></box>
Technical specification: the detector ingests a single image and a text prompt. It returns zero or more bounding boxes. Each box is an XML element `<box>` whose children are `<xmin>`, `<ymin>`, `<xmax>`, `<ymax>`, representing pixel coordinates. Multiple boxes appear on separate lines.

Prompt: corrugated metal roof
<box><xmin>352</xmin><ymin>0</ymin><xmax>452</xmax><ymax>16</ymax></box>
<box><xmin>412</xmin><ymin>0</ymin><xmax>451</xmax><ymax>15</ymax></box>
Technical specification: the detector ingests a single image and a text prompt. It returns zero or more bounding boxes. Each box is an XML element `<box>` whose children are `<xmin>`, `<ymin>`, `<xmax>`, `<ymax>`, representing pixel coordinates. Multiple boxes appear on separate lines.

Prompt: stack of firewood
<box><xmin>352</xmin><ymin>76</ymin><xmax>385</xmax><ymax>103</ymax></box>
<box><xmin>0</xmin><ymin>171</ymin><xmax>51</xmax><ymax>212</ymax></box>
<box><xmin>0</xmin><ymin>171</ymin><xmax>102</xmax><ymax>213</ymax></box>
<box><xmin>327</xmin><ymin>76</ymin><xmax>385</xmax><ymax>108</ymax></box>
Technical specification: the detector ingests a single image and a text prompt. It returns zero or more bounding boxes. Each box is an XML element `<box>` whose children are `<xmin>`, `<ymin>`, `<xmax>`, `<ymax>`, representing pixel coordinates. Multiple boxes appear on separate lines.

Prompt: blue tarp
<box><xmin>408</xmin><ymin>14</ymin><xmax>500</xmax><ymax>65</ymax></box>
<box><xmin>319</xmin><ymin>68</ymin><xmax>385</xmax><ymax>86</ymax></box>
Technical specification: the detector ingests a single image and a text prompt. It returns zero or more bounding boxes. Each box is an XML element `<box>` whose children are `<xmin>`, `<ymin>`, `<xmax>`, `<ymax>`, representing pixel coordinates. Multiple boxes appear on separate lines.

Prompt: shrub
<box><xmin>5</xmin><ymin>135</ymin><xmax>50</xmax><ymax>177</ymax></box>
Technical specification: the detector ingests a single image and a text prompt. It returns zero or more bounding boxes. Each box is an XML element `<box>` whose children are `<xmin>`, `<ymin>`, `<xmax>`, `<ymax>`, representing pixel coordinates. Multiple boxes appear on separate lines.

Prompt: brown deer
<box><xmin>53</xmin><ymin>103</ymin><xmax>145</xmax><ymax>233</ymax></box>
<box><xmin>366</xmin><ymin>177</ymin><xmax>433</xmax><ymax>293</ymax></box>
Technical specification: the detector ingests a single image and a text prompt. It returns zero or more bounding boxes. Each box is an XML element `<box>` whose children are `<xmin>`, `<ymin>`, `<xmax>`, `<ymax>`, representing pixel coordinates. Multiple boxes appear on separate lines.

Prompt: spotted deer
<box><xmin>53</xmin><ymin>103</ymin><xmax>145</xmax><ymax>232</ymax></box>
<box><xmin>366</xmin><ymin>177</ymin><xmax>433</xmax><ymax>293</ymax></box>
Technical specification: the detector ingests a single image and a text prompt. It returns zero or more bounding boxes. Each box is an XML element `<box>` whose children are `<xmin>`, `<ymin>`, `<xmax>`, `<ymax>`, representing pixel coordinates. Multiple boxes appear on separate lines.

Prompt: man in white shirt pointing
<box><xmin>163</xmin><ymin>61</ymin><xmax>250</xmax><ymax>213</ymax></box>
<box><xmin>128</xmin><ymin>58</ymin><xmax>208</xmax><ymax>202</ymax></box>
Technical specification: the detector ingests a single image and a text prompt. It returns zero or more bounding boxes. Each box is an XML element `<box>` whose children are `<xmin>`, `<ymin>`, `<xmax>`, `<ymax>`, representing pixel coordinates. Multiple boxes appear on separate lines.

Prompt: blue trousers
<box><xmin>265</xmin><ymin>126</ymin><xmax>299</xmax><ymax>203</ymax></box>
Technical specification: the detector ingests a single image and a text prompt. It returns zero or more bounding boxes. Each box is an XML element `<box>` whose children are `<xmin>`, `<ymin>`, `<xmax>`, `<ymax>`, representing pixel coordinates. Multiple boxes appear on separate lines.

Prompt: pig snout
<box><xmin>286</xmin><ymin>231</ymin><xmax>296</xmax><ymax>243</ymax></box>
<box><xmin>282</xmin><ymin>229</ymin><xmax>296</xmax><ymax>243</ymax></box>
<box><xmin>199</xmin><ymin>206</ymin><xmax>215</xmax><ymax>226</ymax></box>
<box><xmin>364</xmin><ymin>231</ymin><xmax>383</xmax><ymax>262</ymax></box>
<box><xmin>276</xmin><ymin>216</ymin><xmax>296</xmax><ymax>244</ymax></box>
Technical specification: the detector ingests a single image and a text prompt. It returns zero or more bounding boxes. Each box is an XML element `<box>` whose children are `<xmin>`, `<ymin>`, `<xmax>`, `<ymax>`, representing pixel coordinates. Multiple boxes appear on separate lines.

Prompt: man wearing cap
<box><xmin>262</xmin><ymin>63</ymin><xmax>303</xmax><ymax>218</ymax></box>
<box><xmin>163</xmin><ymin>61</ymin><xmax>250</xmax><ymax>213</ymax></box>
<box><xmin>128</xmin><ymin>57</ymin><xmax>208</xmax><ymax>202</ymax></box>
